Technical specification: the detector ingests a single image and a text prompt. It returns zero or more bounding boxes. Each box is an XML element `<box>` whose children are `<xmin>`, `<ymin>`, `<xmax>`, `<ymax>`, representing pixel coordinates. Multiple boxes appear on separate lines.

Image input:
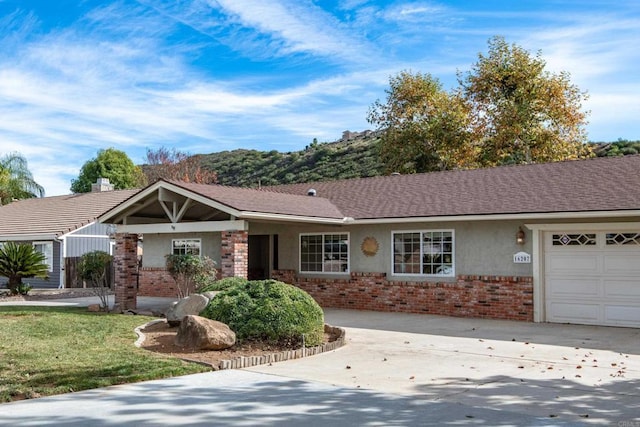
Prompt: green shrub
<box><xmin>198</xmin><ymin>276</ymin><xmax>248</xmax><ymax>293</ymax></box>
<box><xmin>165</xmin><ymin>254</ymin><xmax>217</xmax><ymax>299</ymax></box>
<box><xmin>200</xmin><ymin>280</ymin><xmax>324</xmax><ymax>346</ymax></box>
<box><xmin>0</xmin><ymin>242</ymin><xmax>49</xmax><ymax>294</ymax></box>
<box><xmin>15</xmin><ymin>282</ymin><xmax>32</xmax><ymax>295</ymax></box>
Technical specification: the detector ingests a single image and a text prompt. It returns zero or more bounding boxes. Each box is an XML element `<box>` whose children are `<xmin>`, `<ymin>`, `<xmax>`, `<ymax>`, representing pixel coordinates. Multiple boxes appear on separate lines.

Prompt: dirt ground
<box><xmin>139</xmin><ymin>320</ymin><xmax>337</xmax><ymax>369</ymax></box>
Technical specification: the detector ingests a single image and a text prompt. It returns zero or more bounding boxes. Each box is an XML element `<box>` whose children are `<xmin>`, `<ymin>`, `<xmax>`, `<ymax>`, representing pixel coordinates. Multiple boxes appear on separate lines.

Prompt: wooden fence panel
<box><xmin>65</xmin><ymin>257</ymin><xmax>114</xmax><ymax>289</ymax></box>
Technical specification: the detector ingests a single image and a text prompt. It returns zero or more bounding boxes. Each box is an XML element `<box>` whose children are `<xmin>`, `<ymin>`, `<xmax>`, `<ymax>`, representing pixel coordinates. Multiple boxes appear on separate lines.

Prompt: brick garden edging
<box><xmin>135</xmin><ymin>322</ymin><xmax>346</xmax><ymax>371</ymax></box>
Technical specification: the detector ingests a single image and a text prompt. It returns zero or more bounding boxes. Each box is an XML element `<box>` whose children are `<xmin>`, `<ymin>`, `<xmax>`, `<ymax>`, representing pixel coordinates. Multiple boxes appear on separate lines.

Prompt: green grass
<box><xmin>0</xmin><ymin>306</ymin><xmax>210</xmax><ymax>402</ymax></box>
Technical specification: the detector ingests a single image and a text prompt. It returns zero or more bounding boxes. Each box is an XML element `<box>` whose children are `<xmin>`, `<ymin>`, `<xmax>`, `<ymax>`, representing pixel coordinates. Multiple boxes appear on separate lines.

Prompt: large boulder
<box><xmin>165</xmin><ymin>294</ymin><xmax>209</xmax><ymax>326</ymax></box>
<box><xmin>175</xmin><ymin>315</ymin><xmax>236</xmax><ymax>350</ymax></box>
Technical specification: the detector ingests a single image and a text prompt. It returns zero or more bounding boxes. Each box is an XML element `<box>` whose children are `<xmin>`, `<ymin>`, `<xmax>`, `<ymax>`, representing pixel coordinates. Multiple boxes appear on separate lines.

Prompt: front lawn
<box><xmin>0</xmin><ymin>306</ymin><xmax>210</xmax><ymax>402</ymax></box>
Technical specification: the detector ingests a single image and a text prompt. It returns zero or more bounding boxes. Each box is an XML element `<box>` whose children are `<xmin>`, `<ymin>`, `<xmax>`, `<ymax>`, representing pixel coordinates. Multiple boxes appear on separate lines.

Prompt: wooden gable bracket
<box><xmin>158</xmin><ymin>187</ymin><xmax>193</xmax><ymax>224</ymax></box>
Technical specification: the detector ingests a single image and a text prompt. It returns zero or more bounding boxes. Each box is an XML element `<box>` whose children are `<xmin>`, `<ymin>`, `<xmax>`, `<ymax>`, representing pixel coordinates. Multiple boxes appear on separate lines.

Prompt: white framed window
<box><xmin>33</xmin><ymin>241</ymin><xmax>54</xmax><ymax>272</ymax></box>
<box><xmin>172</xmin><ymin>239</ymin><xmax>201</xmax><ymax>256</ymax></box>
<box><xmin>392</xmin><ymin>230</ymin><xmax>454</xmax><ymax>277</ymax></box>
<box><xmin>300</xmin><ymin>233</ymin><xmax>349</xmax><ymax>273</ymax></box>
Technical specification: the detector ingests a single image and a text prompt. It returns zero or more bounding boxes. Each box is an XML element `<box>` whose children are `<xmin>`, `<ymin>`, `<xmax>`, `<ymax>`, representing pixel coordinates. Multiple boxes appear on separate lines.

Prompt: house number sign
<box><xmin>513</xmin><ymin>251</ymin><xmax>531</xmax><ymax>264</ymax></box>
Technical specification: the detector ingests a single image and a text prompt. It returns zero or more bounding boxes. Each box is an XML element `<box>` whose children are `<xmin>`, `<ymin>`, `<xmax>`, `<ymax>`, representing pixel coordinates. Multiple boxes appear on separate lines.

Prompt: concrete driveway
<box><xmin>1</xmin><ymin>299</ymin><xmax>639</xmax><ymax>425</ymax></box>
<box><xmin>251</xmin><ymin>309</ymin><xmax>640</xmax><ymax>425</ymax></box>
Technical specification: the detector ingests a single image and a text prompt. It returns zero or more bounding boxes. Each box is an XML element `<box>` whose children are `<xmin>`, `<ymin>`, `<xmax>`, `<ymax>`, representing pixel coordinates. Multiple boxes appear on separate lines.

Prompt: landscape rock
<box><xmin>175</xmin><ymin>315</ymin><xmax>236</xmax><ymax>350</ymax></box>
<box><xmin>166</xmin><ymin>294</ymin><xmax>209</xmax><ymax>326</ymax></box>
<box><xmin>201</xmin><ymin>291</ymin><xmax>218</xmax><ymax>301</ymax></box>
<box><xmin>87</xmin><ymin>304</ymin><xmax>101</xmax><ymax>312</ymax></box>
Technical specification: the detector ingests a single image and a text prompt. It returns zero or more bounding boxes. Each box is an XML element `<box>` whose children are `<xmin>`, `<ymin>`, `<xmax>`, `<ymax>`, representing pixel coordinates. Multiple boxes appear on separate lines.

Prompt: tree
<box><xmin>78</xmin><ymin>251</ymin><xmax>113</xmax><ymax>311</ymax></box>
<box><xmin>368</xmin><ymin>37</ymin><xmax>592</xmax><ymax>173</ymax></box>
<box><xmin>0</xmin><ymin>153</ymin><xmax>45</xmax><ymax>205</ymax></box>
<box><xmin>165</xmin><ymin>254</ymin><xmax>217</xmax><ymax>299</ymax></box>
<box><xmin>0</xmin><ymin>242</ymin><xmax>49</xmax><ymax>295</ymax></box>
<box><xmin>460</xmin><ymin>36</ymin><xmax>591</xmax><ymax>166</ymax></box>
<box><xmin>142</xmin><ymin>147</ymin><xmax>217</xmax><ymax>184</ymax></box>
<box><xmin>368</xmin><ymin>71</ymin><xmax>477</xmax><ymax>173</ymax></box>
<box><xmin>71</xmin><ymin>148</ymin><xmax>147</xmax><ymax>193</ymax></box>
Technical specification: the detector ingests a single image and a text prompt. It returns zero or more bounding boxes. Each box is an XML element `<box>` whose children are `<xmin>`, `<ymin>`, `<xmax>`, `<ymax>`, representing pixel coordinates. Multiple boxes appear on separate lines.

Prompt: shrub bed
<box><xmin>200</xmin><ymin>279</ymin><xmax>324</xmax><ymax>346</ymax></box>
<box><xmin>198</xmin><ymin>276</ymin><xmax>248</xmax><ymax>293</ymax></box>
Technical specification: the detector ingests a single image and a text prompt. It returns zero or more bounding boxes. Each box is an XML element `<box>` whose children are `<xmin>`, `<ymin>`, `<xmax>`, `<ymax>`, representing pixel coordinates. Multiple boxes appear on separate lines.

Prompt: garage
<box><xmin>544</xmin><ymin>231</ymin><xmax>640</xmax><ymax>327</ymax></box>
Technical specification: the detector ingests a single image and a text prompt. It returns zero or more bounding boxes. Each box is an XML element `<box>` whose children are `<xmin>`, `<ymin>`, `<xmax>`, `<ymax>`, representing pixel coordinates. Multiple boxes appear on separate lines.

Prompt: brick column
<box><xmin>221</xmin><ymin>230</ymin><xmax>248</xmax><ymax>278</ymax></box>
<box><xmin>114</xmin><ymin>233</ymin><xmax>139</xmax><ymax>311</ymax></box>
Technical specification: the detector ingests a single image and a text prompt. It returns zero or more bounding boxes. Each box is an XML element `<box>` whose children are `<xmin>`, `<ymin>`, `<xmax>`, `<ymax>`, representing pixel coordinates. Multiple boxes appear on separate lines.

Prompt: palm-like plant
<box><xmin>0</xmin><ymin>153</ymin><xmax>45</xmax><ymax>205</ymax></box>
<box><xmin>0</xmin><ymin>242</ymin><xmax>49</xmax><ymax>294</ymax></box>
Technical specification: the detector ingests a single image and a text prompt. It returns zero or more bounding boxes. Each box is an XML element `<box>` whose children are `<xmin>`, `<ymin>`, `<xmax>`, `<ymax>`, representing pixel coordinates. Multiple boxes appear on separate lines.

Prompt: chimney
<box><xmin>91</xmin><ymin>177</ymin><xmax>114</xmax><ymax>192</ymax></box>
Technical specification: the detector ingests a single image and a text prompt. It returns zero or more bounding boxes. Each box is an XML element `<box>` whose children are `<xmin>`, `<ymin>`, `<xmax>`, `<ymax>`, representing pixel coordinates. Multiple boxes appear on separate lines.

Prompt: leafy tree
<box><xmin>460</xmin><ymin>36</ymin><xmax>591</xmax><ymax>166</ymax></box>
<box><xmin>142</xmin><ymin>147</ymin><xmax>217</xmax><ymax>184</ymax></box>
<box><xmin>78</xmin><ymin>251</ymin><xmax>113</xmax><ymax>310</ymax></box>
<box><xmin>165</xmin><ymin>254</ymin><xmax>217</xmax><ymax>299</ymax></box>
<box><xmin>368</xmin><ymin>71</ymin><xmax>477</xmax><ymax>173</ymax></box>
<box><xmin>0</xmin><ymin>153</ymin><xmax>45</xmax><ymax>205</ymax></box>
<box><xmin>71</xmin><ymin>148</ymin><xmax>146</xmax><ymax>193</ymax></box>
<box><xmin>0</xmin><ymin>242</ymin><xmax>49</xmax><ymax>295</ymax></box>
<box><xmin>368</xmin><ymin>37</ymin><xmax>592</xmax><ymax>172</ymax></box>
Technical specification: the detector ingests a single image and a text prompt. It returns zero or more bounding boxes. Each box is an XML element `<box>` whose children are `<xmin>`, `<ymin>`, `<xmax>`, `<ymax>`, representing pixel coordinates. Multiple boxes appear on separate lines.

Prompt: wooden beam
<box><xmin>115</xmin><ymin>220</ymin><xmax>249</xmax><ymax>234</ymax></box>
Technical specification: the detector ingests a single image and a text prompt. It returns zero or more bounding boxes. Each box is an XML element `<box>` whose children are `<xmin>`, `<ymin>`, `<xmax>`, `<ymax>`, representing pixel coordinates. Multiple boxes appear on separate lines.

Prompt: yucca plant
<box><xmin>0</xmin><ymin>242</ymin><xmax>49</xmax><ymax>294</ymax></box>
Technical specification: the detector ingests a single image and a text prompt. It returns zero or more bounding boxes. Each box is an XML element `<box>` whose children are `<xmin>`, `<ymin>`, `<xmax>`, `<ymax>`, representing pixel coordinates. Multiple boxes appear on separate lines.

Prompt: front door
<box><xmin>248</xmin><ymin>235</ymin><xmax>271</xmax><ymax>280</ymax></box>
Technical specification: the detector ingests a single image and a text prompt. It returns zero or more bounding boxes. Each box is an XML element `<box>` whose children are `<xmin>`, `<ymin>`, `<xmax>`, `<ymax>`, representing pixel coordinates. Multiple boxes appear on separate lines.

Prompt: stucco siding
<box><xmin>252</xmin><ymin>220</ymin><xmax>534</xmax><ymax>279</ymax></box>
<box><xmin>142</xmin><ymin>232</ymin><xmax>222</xmax><ymax>268</ymax></box>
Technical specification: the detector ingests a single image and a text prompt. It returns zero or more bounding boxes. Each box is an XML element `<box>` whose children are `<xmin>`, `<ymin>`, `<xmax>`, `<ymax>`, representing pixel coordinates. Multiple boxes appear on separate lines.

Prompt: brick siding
<box><xmin>220</xmin><ymin>230</ymin><xmax>248</xmax><ymax>279</ymax></box>
<box><xmin>272</xmin><ymin>270</ymin><xmax>533</xmax><ymax>321</ymax></box>
<box><xmin>138</xmin><ymin>267</ymin><xmax>179</xmax><ymax>298</ymax></box>
<box><xmin>113</xmin><ymin>233</ymin><xmax>139</xmax><ymax>310</ymax></box>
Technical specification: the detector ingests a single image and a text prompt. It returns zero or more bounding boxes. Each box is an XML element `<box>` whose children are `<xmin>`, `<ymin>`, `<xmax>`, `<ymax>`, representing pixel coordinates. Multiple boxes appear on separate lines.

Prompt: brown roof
<box><xmin>165</xmin><ymin>180</ymin><xmax>344</xmax><ymax>219</ymax></box>
<box><xmin>265</xmin><ymin>155</ymin><xmax>640</xmax><ymax>219</ymax></box>
<box><xmin>0</xmin><ymin>189</ymin><xmax>138</xmax><ymax>238</ymax></box>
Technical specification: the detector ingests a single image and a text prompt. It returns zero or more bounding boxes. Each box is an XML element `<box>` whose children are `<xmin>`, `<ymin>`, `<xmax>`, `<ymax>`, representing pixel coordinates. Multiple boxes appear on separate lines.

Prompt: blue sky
<box><xmin>0</xmin><ymin>1</ymin><xmax>639</xmax><ymax>196</ymax></box>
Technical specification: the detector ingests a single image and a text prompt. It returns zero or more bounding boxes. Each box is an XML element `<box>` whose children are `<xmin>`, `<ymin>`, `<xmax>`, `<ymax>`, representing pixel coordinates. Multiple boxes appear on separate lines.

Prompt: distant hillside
<box><xmin>198</xmin><ymin>131</ymin><xmax>384</xmax><ymax>187</ymax></box>
<box><xmin>196</xmin><ymin>134</ymin><xmax>639</xmax><ymax>187</ymax></box>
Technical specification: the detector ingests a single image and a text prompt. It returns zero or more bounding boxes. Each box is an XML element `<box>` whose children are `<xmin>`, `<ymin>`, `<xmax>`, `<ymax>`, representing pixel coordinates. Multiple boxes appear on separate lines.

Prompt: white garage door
<box><xmin>544</xmin><ymin>231</ymin><xmax>640</xmax><ymax>327</ymax></box>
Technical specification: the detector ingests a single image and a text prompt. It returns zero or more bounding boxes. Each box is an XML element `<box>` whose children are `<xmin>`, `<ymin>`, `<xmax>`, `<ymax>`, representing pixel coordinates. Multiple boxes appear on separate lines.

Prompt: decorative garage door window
<box><xmin>393</xmin><ymin>230</ymin><xmax>454</xmax><ymax>277</ymax></box>
<box><xmin>300</xmin><ymin>233</ymin><xmax>349</xmax><ymax>273</ymax></box>
<box><xmin>606</xmin><ymin>232</ymin><xmax>640</xmax><ymax>245</ymax></box>
<box><xmin>172</xmin><ymin>239</ymin><xmax>201</xmax><ymax>256</ymax></box>
<box><xmin>551</xmin><ymin>233</ymin><xmax>596</xmax><ymax>246</ymax></box>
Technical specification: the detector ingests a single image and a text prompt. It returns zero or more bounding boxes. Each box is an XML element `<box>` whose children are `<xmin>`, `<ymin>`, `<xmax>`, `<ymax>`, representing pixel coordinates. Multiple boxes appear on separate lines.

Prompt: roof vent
<box><xmin>307</xmin><ymin>188</ymin><xmax>317</xmax><ymax>197</ymax></box>
<box><xmin>391</xmin><ymin>172</ymin><xmax>401</xmax><ymax>176</ymax></box>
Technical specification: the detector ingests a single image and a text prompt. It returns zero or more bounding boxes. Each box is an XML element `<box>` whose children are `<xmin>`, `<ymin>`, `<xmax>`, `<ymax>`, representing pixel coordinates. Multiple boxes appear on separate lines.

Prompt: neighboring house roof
<box><xmin>266</xmin><ymin>155</ymin><xmax>640</xmax><ymax>220</ymax></box>
<box><xmin>0</xmin><ymin>189</ymin><xmax>139</xmax><ymax>240</ymax></box>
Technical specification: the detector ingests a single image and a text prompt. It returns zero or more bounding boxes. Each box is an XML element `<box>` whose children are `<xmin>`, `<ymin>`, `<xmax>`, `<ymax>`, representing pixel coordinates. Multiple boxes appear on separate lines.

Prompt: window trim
<box><xmin>391</xmin><ymin>229</ymin><xmax>455</xmax><ymax>278</ymax></box>
<box><xmin>33</xmin><ymin>241</ymin><xmax>54</xmax><ymax>273</ymax></box>
<box><xmin>171</xmin><ymin>238</ymin><xmax>202</xmax><ymax>256</ymax></box>
<box><xmin>299</xmin><ymin>232</ymin><xmax>350</xmax><ymax>274</ymax></box>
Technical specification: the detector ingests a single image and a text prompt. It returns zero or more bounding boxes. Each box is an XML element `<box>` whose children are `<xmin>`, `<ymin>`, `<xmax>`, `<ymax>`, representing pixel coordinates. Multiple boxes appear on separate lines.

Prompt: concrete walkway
<box><xmin>1</xmin><ymin>299</ymin><xmax>639</xmax><ymax>426</ymax></box>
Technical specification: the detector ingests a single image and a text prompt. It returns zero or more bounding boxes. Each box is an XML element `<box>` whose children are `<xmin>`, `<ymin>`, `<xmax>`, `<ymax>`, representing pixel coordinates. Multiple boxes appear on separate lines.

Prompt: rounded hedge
<box><xmin>198</xmin><ymin>276</ymin><xmax>248</xmax><ymax>293</ymax></box>
<box><xmin>200</xmin><ymin>280</ymin><xmax>324</xmax><ymax>346</ymax></box>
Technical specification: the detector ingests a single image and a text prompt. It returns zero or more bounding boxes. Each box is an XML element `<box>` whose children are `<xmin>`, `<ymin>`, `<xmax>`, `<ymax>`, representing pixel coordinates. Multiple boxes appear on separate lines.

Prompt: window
<box><xmin>172</xmin><ymin>239</ymin><xmax>201</xmax><ymax>256</ymax></box>
<box><xmin>393</xmin><ymin>230</ymin><xmax>454</xmax><ymax>276</ymax></box>
<box><xmin>33</xmin><ymin>242</ymin><xmax>53</xmax><ymax>272</ymax></box>
<box><xmin>300</xmin><ymin>233</ymin><xmax>349</xmax><ymax>273</ymax></box>
<box><xmin>552</xmin><ymin>233</ymin><xmax>596</xmax><ymax>246</ymax></box>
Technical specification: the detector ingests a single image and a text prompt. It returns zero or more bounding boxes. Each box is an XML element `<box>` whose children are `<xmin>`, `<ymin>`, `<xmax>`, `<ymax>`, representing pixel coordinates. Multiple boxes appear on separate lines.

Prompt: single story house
<box><xmin>0</xmin><ymin>179</ymin><xmax>138</xmax><ymax>288</ymax></box>
<box><xmin>100</xmin><ymin>155</ymin><xmax>640</xmax><ymax>328</ymax></box>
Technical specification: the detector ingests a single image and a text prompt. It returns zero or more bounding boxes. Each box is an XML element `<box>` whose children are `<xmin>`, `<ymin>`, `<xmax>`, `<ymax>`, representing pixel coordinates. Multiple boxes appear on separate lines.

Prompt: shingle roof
<box><xmin>265</xmin><ymin>155</ymin><xmax>640</xmax><ymax>219</ymax></box>
<box><xmin>0</xmin><ymin>189</ymin><xmax>139</xmax><ymax>238</ymax></box>
<box><xmin>165</xmin><ymin>180</ymin><xmax>344</xmax><ymax>219</ymax></box>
